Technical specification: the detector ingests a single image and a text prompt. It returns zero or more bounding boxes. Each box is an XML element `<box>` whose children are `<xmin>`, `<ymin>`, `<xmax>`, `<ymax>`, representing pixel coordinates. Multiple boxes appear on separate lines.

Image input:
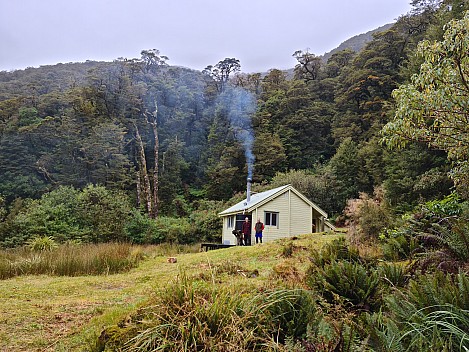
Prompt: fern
<box><xmin>373</xmin><ymin>273</ymin><xmax>469</xmax><ymax>351</ymax></box>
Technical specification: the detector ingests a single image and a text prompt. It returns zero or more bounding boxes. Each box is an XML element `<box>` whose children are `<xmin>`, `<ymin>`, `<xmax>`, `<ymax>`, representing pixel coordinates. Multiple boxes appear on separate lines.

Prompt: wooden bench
<box><xmin>200</xmin><ymin>243</ymin><xmax>235</xmax><ymax>251</ymax></box>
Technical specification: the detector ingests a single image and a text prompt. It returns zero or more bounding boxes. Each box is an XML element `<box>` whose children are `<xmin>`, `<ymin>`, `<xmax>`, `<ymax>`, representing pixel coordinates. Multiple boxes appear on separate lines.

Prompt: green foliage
<box><xmin>328</xmin><ymin>138</ymin><xmax>361</xmax><ymax>205</ymax></box>
<box><xmin>0</xmin><ymin>195</ymin><xmax>6</xmax><ymax>222</ymax></box>
<box><xmin>270</xmin><ymin>168</ymin><xmax>342</xmax><ymax>215</ymax></box>
<box><xmin>188</xmin><ymin>199</ymin><xmax>224</xmax><ymax>243</ymax></box>
<box><xmin>152</xmin><ymin>216</ymin><xmax>191</xmax><ymax>244</ymax></box>
<box><xmin>0</xmin><ymin>185</ymin><xmax>133</xmax><ymax>247</ymax></box>
<box><xmin>383</xmin><ymin>11</ymin><xmax>469</xmax><ymax>198</ymax></box>
<box><xmin>158</xmin><ymin>139</ymin><xmax>190</xmax><ymax>216</ymax></box>
<box><xmin>345</xmin><ymin>189</ymin><xmax>393</xmax><ymax>243</ymax></box>
<box><xmin>370</xmin><ymin>272</ymin><xmax>469</xmax><ymax>351</ymax></box>
<box><xmin>27</xmin><ymin>236</ymin><xmax>58</xmax><ymax>251</ymax></box>
<box><xmin>126</xmin><ymin>214</ymin><xmax>194</xmax><ymax>245</ymax></box>
<box><xmin>377</xmin><ymin>263</ymin><xmax>409</xmax><ymax>288</ymax></box>
<box><xmin>0</xmin><ymin>186</ymin><xmax>83</xmax><ymax>247</ymax></box>
<box><xmin>380</xmin><ymin>193</ymin><xmax>469</xmax><ymax>267</ymax></box>
<box><xmin>383</xmin><ymin>145</ymin><xmax>452</xmax><ymax>209</ymax></box>
<box><xmin>124</xmin><ymin>210</ymin><xmax>160</xmax><ymax>244</ymax></box>
<box><xmin>381</xmin><ymin>227</ymin><xmax>419</xmax><ymax>261</ymax></box>
<box><xmin>260</xmin><ymin>289</ymin><xmax>319</xmax><ymax>343</ymax></box>
<box><xmin>307</xmin><ymin>239</ymin><xmax>383</xmax><ymax>312</ymax></box>
<box><xmin>309</xmin><ymin>259</ymin><xmax>381</xmax><ymax>311</ymax></box>
<box><xmin>77</xmin><ymin>184</ymin><xmax>132</xmax><ymax>243</ymax></box>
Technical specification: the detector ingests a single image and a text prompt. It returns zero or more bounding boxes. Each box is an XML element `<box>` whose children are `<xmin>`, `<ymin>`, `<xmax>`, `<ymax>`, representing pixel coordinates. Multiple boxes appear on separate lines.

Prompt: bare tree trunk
<box><xmin>136</xmin><ymin>171</ymin><xmax>141</xmax><ymax>208</ymax></box>
<box><xmin>134</xmin><ymin>123</ymin><xmax>153</xmax><ymax>216</ymax></box>
<box><xmin>149</xmin><ymin>102</ymin><xmax>159</xmax><ymax>219</ymax></box>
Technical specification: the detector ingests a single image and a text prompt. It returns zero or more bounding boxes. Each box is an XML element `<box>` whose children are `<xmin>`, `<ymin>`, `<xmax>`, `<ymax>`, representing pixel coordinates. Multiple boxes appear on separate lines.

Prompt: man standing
<box><xmin>242</xmin><ymin>217</ymin><xmax>252</xmax><ymax>246</ymax></box>
<box><xmin>255</xmin><ymin>218</ymin><xmax>264</xmax><ymax>244</ymax></box>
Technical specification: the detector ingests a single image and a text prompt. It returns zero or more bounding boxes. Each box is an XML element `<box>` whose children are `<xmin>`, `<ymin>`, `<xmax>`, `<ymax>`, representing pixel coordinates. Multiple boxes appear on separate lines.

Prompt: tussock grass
<box><xmin>98</xmin><ymin>272</ymin><xmax>320</xmax><ymax>351</ymax></box>
<box><xmin>0</xmin><ymin>242</ymin><xmax>146</xmax><ymax>279</ymax></box>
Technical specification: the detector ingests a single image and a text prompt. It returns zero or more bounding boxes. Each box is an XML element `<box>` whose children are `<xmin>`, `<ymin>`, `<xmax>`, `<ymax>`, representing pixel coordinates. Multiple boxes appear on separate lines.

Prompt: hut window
<box><xmin>265</xmin><ymin>212</ymin><xmax>279</xmax><ymax>227</ymax></box>
<box><xmin>227</xmin><ymin>216</ymin><xmax>234</xmax><ymax>228</ymax></box>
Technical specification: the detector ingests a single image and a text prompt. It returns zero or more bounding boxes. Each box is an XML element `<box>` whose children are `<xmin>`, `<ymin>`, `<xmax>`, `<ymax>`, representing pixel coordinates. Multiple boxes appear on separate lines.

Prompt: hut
<box><xmin>219</xmin><ymin>184</ymin><xmax>335</xmax><ymax>245</ymax></box>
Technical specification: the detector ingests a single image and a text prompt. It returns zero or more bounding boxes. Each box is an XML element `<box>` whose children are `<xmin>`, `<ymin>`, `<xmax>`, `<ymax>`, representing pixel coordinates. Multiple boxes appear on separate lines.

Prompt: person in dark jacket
<box><xmin>241</xmin><ymin>217</ymin><xmax>252</xmax><ymax>246</ymax></box>
<box><xmin>255</xmin><ymin>218</ymin><xmax>264</xmax><ymax>244</ymax></box>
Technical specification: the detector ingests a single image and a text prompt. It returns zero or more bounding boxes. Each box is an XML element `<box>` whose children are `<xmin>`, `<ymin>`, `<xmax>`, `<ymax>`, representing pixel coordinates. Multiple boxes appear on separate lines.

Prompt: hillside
<box><xmin>321</xmin><ymin>23</ymin><xmax>393</xmax><ymax>62</ymax></box>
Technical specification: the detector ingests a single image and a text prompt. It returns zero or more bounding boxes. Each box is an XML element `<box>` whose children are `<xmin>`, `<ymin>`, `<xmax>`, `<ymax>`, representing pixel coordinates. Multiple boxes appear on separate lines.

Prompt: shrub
<box><xmin>27</xmin><ymin>236</ymin><xmax>58</xmax><ymax>251</ymax></box>
<box><xmin>381</xmin><ymin>227</ymin><xmax>419</xmax><ymax>261</ymax></box>
<box><xmin>77</xmin><ymin>184</ymin><xmax>132</xmax><ymax>243</ymax></box>
<box><xmin>1</xmin><ymin>185</ymin><xmax>134</xmax><ymax>247</ymax></box>
<box><xmin>188</xmin><ymin>199</ymin><xmax>224</xmax><ymax>243</ymax></box>
<box><xmin>310</xmin><ymin>260</ymin><xmax>381</xmax><ymax>311</ymax></box>
<box><xmin>377</xmin><ymin>263</ymin><xmax>409</xmax><ymax>288</ymax></box>
<box><xmin>152</xmin><ymin>216</ymin><xmax>191</xmax><ymax>244</ymax></box>
<box><xmin>345</xmin><ymin>188</ymin><xmax>392</xmax><ymax>244</ymax></box>
<box><xmin>124</xmin><ymin>210</ymin><xmax>159</xmax><ymax>244</ymax></box>
<box><xmin>380</xmin><ymin>193</ymin><xmax>469</xmax><ymax>270</ymax></box>
<box><xmin>310</xmin><ymin>237</ymin><xmax>360</xmax><ymax>267</ymax></box>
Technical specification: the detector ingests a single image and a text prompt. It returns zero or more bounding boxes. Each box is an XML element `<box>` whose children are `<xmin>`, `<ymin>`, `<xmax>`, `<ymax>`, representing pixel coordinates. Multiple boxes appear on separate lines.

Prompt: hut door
<box><xmin>235</xmin><ymin>214</ymin><xmax>252</xmax><ymax>231</ymax></box>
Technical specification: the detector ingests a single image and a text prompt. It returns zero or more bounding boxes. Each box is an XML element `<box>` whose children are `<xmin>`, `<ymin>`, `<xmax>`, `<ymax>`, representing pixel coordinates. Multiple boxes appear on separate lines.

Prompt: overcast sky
<box><xmin>1</xmin><ymin>0</ymin><xmax>411</xmax><ymax>73</ymax></box>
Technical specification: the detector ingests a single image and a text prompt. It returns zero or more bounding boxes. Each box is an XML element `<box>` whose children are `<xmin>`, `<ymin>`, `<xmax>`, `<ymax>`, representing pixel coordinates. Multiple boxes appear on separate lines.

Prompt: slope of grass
<box><xmin>0</xmin><ymin>234</ymin><xmax>342</xmax><ymax>351</ymax></box>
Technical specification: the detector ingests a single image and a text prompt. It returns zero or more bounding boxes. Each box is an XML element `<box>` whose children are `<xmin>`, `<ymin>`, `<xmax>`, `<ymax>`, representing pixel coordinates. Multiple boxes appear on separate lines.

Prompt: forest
<box><xmin>1</xmin><ymin>1</ymin><xmax>467</xmax><ymax>247</ymax></box>
<box><xmin>0</xmin><ymin>0</ymin><xmax>467</xmax><ymax>244</ymax></box>
<box><xmin>1</xmin><ymin>0</ymin><xmax>469</xmax><ymax>350</ymax></box>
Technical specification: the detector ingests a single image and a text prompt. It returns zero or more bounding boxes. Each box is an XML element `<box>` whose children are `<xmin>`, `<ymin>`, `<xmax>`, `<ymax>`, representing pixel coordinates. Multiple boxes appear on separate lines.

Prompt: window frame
<box><xmin>227</xmin><ymin>216</ymin><xmax>234</xmax><ymax>228</ymax></box>
<box><xmin>265</xmin><ymin>211</ymin><xmax>279</xmax><ymax>228</ymax></box>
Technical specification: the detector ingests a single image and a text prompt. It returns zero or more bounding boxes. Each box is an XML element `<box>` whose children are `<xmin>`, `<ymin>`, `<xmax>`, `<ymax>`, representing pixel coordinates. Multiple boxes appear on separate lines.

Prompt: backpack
<box><xmin>255</xmin><ymin>222</ymin><xmax>263</xmax><ymax>232</ymax></box>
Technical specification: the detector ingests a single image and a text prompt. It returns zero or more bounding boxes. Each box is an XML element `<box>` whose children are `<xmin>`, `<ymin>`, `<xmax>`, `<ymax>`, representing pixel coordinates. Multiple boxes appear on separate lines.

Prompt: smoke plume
<box><xmin>218</xmin><ymin>86</ymin><xmax>256</xmax><ymax>179</ymax></box>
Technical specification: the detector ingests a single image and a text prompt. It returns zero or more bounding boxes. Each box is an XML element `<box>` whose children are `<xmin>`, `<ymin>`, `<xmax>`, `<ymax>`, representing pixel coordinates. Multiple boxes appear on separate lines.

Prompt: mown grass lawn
<box><xmin>0</xmin><ymin>233</ymin><xmax>343</xmax><ymax>351</ymax></box>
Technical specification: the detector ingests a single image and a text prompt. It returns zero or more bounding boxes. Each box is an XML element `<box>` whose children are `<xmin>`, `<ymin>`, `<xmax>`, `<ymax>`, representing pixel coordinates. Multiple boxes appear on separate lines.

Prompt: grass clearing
<box><xmin>0</xmin><ymin>233</ymin><xmax>343</xmax><ymax>351</ymax></box>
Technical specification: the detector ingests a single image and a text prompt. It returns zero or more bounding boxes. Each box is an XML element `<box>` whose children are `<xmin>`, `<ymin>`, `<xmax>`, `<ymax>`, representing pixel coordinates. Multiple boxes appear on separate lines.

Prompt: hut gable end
<box><xmin>219</xmin><ymin>185</ymin><xmax>332</xmax><ymax>245</ymax></box>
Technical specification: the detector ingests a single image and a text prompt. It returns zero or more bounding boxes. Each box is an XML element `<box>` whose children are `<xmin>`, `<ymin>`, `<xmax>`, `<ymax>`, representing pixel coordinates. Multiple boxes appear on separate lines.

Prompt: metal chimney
<box><xmin>246</xmin><ymin>178</ymin><xmax>252</xmax><ymax>203</ymax></box>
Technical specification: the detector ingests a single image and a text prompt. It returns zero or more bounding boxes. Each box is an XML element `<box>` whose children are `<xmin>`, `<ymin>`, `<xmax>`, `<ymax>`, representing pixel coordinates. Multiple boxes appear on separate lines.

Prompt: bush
<box><xmin>27</xmin><ymin>236</ymin><xmax>58</xmax><ymax>251</ymax></box>
<box><xmin>381</xmin><ymin>227</ymin><xmax>419</xmax><ymax>261</ymax></box>
<box><xmin>77</xmin><ymin>184</ymin><xmax>132</xmax><ymax>243</ymax></box>
<box><xmin>344</xmin><ymin>188</ymin><xmax>392</xmax><ymax>244</ymax></box>
<box><xmin>309</xmin><ymin>259</ymin><xmax>381</xmax><ymax>312</ymax></box>
<box><xmin>188</xmin><ymin>199</ymin><xmax>224</xmax><ymax>243</ymax></box>
<box><xmin>307</xmin><ymin>238</ymin><xmax>386</xmax><ymax>312</ymax></box>
<box><xmin>152</xmin><ymin>216</ymin><xmax>191</xmax><ymax>244</ymax></box>
<box><xmin>124</xmin><ymin>210</ymin><xmax>160</xmax><ymax>244</ymax></box>
<box><xmin>380</xmin><ymin>193</ymin><xmax>469</xmax><ymax>269</ymax></box>
<box><xmin>0</xmin><ymin>185</ymin><xmax>133</xmax><ymax>247</ymax></box>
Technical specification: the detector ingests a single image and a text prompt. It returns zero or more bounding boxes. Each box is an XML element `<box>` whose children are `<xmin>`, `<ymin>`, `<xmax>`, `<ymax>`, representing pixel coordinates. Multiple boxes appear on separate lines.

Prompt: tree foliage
<box><xmin>383</xmin><ymin>11</ymin><xmax>469</xmax><ymax>197</ymax></box>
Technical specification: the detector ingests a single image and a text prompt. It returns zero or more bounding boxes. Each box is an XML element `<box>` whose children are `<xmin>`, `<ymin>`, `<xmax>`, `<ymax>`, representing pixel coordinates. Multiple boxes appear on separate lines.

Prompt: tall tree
<box><xmin>159</xmin><ymin>138</ymin><xmax>189</xmax><ymax>216</ymax></box>
<box><xmin>382</xmin><ymin>12</ymin><xmax>469</xmax><ymax>197</ymax></box>
<box><xmin>140</xmin><ymin>49</ymin><xmax>169</xmax><ymax>73</ymax></box>
<box><xmin>292</xmin><ymin>50</ymin><xmax>322</xmax><ymax>81</ymax></box>
<box><xmin>203</xmin><ymin>58</ymin><xmax>241</xmax><ymax>93</ymax></box>
<box><xmin>147</xmin><ymin>101</ymin><xmax>160</xmax><ymax>218</ymax></box>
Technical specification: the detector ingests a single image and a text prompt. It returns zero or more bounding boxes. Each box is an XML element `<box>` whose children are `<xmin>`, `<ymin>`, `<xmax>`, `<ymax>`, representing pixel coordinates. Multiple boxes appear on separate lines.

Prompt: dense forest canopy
<box><xmin>1</xmin><ymin>0</ymin><xmax>469</xmax><ymax>247</ymax></box>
